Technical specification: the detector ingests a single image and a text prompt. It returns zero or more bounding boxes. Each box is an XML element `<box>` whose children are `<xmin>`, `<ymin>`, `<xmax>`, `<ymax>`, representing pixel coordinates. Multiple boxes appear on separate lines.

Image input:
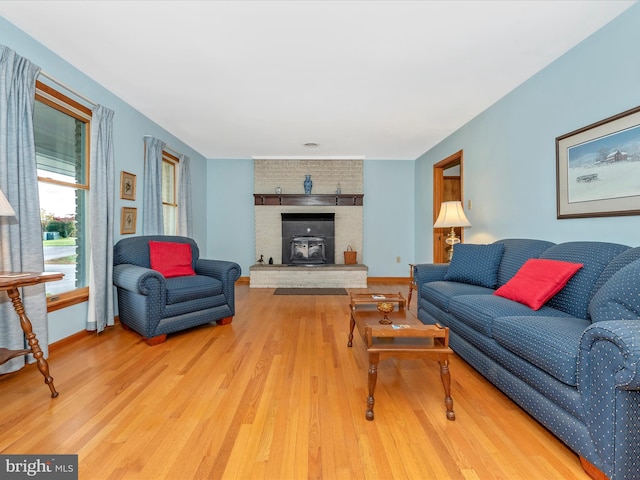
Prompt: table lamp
<box><xmin>434</xmin><ymin>201</ymin><xmax>471</xmax><ymax>261</ymax></box>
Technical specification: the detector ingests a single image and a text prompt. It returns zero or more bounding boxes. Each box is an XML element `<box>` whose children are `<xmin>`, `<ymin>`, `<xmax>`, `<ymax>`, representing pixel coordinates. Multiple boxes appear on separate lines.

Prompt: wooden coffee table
<box><xmin>348</xmin><ymin>293</ymin><xmax>455</xmax><ymax>421</ymax></box>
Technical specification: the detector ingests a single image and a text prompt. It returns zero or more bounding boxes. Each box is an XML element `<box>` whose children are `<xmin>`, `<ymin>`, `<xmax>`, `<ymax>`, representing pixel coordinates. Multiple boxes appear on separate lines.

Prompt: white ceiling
<box><xmin>0</xmin><ymin>1</ymin><xmax>635</xmax><ymax>160</ymax></box>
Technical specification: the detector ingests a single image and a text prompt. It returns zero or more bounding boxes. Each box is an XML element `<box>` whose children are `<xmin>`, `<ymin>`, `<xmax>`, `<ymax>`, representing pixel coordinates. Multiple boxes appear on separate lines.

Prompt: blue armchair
<box><xmin>113</xmin><ymin>235</ymin><xmax>241</xmax><ymax>345</ymax></box>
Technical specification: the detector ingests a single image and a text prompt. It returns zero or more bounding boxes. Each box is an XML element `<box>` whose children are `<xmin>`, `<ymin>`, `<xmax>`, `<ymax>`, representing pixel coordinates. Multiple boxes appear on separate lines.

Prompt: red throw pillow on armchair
<box><xmin>149</xmin><ymin>241</ymin><xmax>196</xmax><ymax>278</ymax></box>
<box><xmin>494</xmin><ymin>258</ymin><xmax>583</xmax><ymax>310</ymax></box>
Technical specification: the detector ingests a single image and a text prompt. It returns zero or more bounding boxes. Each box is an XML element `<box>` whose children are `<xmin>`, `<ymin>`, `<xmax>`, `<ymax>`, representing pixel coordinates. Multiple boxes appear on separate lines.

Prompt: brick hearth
<box><xmin>249</xmin><ymin>264</ymin><xmax>368</xmax><ymax>288</ymax></box>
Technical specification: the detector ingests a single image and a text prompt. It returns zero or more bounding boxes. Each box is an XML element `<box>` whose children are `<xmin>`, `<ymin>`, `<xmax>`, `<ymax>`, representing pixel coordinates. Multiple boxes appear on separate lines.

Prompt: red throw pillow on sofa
<box><xmin>149</xmin><ymin>241</ymin><xmax>196</xmax><ymax>278</ymax></box>
<box><xmin>494</xmin><ymin>258</ymin><xmax>583</xmax><ymax>310</ymax></box>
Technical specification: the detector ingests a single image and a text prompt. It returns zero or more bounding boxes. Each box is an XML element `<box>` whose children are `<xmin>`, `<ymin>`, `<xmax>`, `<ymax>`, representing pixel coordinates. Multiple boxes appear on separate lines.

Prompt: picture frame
<box><xmin>120</xmin><ymin>207</ymin><xmax>137</xmax><ymax>235</ymax></box>
<box><xmin>556</xmin><ymin>105</ymin><xmax>640</xmax><ymax>219</ymax></box>
<box><xmin>120</xmin><ymin>171</ymin><xmax>136</xmax><ymax>201</ymax></box>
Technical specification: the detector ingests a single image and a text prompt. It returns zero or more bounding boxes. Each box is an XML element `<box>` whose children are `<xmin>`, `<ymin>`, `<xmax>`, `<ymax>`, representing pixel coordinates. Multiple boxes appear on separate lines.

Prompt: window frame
<box><xmin>161</xmin><ymin>150</ymin><xmax>179</xmax><ymax>235</ymax></box>
<box><xmin>35</xmin><ymin>81</ymin><xmax>91</xmax><ymax>311</ymax></box>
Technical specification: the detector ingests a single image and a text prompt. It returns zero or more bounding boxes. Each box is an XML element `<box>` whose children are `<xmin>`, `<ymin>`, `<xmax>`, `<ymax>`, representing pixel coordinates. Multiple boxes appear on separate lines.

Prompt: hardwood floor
<box><xmin>0</xmin><ymin>282</ymin><xmax>589</xmax><ymax>479</ymax></box>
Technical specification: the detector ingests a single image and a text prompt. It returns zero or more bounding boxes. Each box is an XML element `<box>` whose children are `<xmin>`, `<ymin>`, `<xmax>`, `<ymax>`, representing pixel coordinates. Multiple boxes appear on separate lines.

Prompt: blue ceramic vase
<box><xmin>304</xmin><ymin>175</ymin><xmax>313</xmax><ymax>194</ymax></box>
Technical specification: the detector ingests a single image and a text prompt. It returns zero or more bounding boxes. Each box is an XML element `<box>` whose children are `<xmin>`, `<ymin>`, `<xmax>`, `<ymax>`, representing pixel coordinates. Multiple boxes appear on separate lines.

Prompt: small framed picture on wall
<box><xmin>120</xmin><ymin>207</ymin><xmax>137</xmax><ymax>235</ymax></box>
<box><xmin>120</xmin><ymin>171</ymin><xmax>137</xmax><ymax>201</ymax></box>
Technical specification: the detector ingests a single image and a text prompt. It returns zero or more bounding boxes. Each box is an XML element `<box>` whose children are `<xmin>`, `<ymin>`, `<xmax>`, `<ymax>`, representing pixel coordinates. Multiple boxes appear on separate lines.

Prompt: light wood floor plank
<box><xmin>0</xmin><ymin>282</ymin><xmax>590</xmax><ymax>479</ymax></box>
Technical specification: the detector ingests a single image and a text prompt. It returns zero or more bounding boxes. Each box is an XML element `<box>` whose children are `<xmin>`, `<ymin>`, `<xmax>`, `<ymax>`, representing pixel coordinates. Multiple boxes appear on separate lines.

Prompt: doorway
<box><xmin>433</xmin><ymin>150</ymin><xmax>464</xmax><ymax>263</ymax></box>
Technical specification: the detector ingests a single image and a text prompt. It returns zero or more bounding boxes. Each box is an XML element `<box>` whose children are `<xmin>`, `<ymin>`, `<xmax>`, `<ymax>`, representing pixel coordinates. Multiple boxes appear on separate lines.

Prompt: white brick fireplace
<box><xmin>251</xmin><ymin>158</ymin><xmax>366</xmax><ymax>287</ymax></box>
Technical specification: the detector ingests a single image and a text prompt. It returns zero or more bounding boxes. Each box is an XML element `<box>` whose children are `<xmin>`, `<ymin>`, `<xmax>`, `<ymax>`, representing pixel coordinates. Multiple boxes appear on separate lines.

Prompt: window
<box><xmin>162</xmin><ymin>151</ymin><xmax>178</xmax><ymax>235</ymax></box>
<box><xmin>34</xmin><ymin>81</ymin><xmax>91</xmax><ymax>309</ymax></box>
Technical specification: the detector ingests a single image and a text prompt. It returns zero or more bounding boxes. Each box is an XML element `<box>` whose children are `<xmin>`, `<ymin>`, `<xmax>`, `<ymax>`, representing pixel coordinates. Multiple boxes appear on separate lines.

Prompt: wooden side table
<box><xmin>0</xmin><ymin>272</ymin><xmax>64</xmax><ymax>398</ymax></box>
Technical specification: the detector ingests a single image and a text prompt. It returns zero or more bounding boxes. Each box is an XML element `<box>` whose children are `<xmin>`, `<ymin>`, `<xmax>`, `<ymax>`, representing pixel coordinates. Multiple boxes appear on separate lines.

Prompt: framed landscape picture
<box><xmin>120</xmin><ymin>171</ymin><xmax>136</xmax><ymax>201</ymax></box>
<box><xmin>120</xmin><ymin>207</ymin><xmax>137</xmax><ymax>234</ymax></box>
<box><xmin>556</xmin><ymin>106</ymin><xmax>640</xmax><ymax>218</ymax></box>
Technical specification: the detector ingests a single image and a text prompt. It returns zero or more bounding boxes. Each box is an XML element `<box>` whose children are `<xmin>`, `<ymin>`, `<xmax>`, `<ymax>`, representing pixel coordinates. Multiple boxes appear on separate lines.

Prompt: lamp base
<box><xmin>444</xmin><ymin>227</ymin><xmax>460</xmax><ymax>262</ymax></box>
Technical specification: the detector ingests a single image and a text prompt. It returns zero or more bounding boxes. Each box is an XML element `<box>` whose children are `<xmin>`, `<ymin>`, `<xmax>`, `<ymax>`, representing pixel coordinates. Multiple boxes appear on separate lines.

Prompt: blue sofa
<box><xmin>113</xmin><ymin>235</ymin><xmax>241</xmax><ymax>345</ymax></box>
<box><xmin>415</xmin><ymin>239</ymin><xmax>640</xmax><ymax>480</ymax></box>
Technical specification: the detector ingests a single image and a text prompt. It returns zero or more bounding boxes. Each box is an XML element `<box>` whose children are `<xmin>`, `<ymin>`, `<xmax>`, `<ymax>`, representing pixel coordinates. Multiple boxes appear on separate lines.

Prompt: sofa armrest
<box><xmin>195</xmin><ymin>259</ymin><xmax>242</xmax><ymax>313</ymax></box>
<box><xmin>578</xmin><ymin>320</ymin><xmax>640</xmax><ymax>479</ymax></box>
<box><xmin>113</xmin><ymin>264</ymin><xmax>166</xmax><ymax>295</ymax></box>
<box><xmin>113</xmin><ymin>264</ymin><xmax>167</xmax><ymax>336</ymax></box>
<box><xmin>579</xmin><ymin>320</ymin><xmax>640</xmax><ymax>391</ymax></box>
<box><xmin>414</xmin><ymin>263</ymin><xmax>448</xmax><ymax>285</ymax></box>
<box><xmin>414</xmin><ymin>264</ymin><xmax>449</xmax><ymax>304</ymax></box>
<box><xmin>195</xmin><ymin>259</ymin><xmax>241</xmax><ymax>283</ymax></box>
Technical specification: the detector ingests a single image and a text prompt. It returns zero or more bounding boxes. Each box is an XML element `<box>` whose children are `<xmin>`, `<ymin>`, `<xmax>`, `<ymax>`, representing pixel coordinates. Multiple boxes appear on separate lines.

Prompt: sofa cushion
<box><xmin>494</xmin><ymin>238</ymin><xmax>555</xmax><ymax>287</ymax></box>
<box><xmin>163</xmin><ymin>294</ymin><xmax>228</xmax><ymax>319</ymax></box>
<box><xmin>494</xmin><ymin>259</ymin><xmax>583</xmax><ymax>310</ymax></box>
<box><xmin>114</xmin><ymin>235</ymin><xmax>200</xmax><ymax>268</ymax></box>
<box><xmin>492</xmin><ymin>316</ymin><xmax>590</xmax><ymax>386</ymax></box>
<box><xmin>590</xmin><ymin>246</ymin><xmax>639</xmax><ymax>300</ymax></box>
<box><xmin>539</xmin><ymin>241</ymin><xmax>629</xmax><ymax>319</ymax></box>
<box><xmin>444</xmin><ymin>243</ymin><xmax>505</xmax><ymax>288</ymax></box>
<box><xmin>165</xmin><ymin>275</ymin><xmax>223</xmax><ymax>304</ymax></box>
<box><xmin>421</xmin><ymin>281</ymin><xmax>494</xmax><ymax>313</ymax></box>
<box><xmin>589</xmin><ymin>257</ymin><xmax>640</xmax><ymax>322</ymax></box>
<box><xmin>149</xmin><ymin>241</ymin><xmax>196</xmax><ymax>278</ymax></box>
<box><xmin>449</xmin><ymin>294</ymin><xmax>574</xmax><ymax>337</ymax></box>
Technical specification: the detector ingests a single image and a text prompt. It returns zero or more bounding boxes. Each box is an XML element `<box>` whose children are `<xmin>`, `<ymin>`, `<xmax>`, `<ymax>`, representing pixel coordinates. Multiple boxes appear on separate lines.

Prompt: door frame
<box><xmin>433</xmin><ymin>150</ymin><xmax>464</xmax><ymax>263</ymax></box>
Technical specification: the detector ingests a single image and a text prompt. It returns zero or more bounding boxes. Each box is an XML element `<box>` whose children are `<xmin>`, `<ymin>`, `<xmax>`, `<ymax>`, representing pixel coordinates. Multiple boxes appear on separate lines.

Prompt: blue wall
<box><xmin>415</xmin><ymin>3</ymin><xmax>640</xmax><ymax>264</ymax></box>
<box><xmin>0</xmin><ymin>19</ymin><xmax>209</xmax><ymax>246</ymax></box>
<box><xmin>204</xmin><ymin>159</ymin><xmax>416</xmax><ymax>277</ymax></box>
<box><xmin>205</xmin><ymin>159</ymin><xmax>254</xmax><ymax>268</ymax></box>
<box><xmin>1</xmin><ymin>17</ymin><xmax>209</xmax><ymax>342</ymax></box>
<box><xmin>364</xmin><ymin>160</ymin><xmax>415</xmax><ymax>276</ymax></box>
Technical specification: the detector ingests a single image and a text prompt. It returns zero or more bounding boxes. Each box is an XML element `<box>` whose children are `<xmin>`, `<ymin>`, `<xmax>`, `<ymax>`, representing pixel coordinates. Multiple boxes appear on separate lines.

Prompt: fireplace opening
<box><xmin>282</xmin><ymin>213</ymin><xmax>335</xmax><ymax>265</ymax></box>
<box><xmin>291</xmin><ymin>236</ymin><xmax>325</xmax><ymax>263</ymax></box>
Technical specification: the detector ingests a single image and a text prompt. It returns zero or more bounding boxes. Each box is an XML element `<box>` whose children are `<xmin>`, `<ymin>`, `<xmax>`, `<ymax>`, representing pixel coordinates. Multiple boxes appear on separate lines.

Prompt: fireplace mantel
<box><xmin>254</xmin><ymin>194</ymin><xmax>363</xmax><ymax>206</ymax></box>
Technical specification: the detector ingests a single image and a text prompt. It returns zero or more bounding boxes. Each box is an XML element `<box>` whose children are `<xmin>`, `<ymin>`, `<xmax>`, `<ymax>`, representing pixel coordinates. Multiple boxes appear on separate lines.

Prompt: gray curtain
<box><xmin>87</xmin><ymin>105</ymin><xmax>115</xmax><ymax>333</ymax></box>
<box><xmin>143</xmin><ymin>136</ymin><xmax>165</xmax><ymax>235</ymax></box>
<box><xmin>0</xmin><ymin>46</ymin><xmax>48</xmax><ymax>374</ymax></box>
<box><xmin>177</xmin><ymin>154</ymin><xmax>192</xmax><ymax>237</ymax></box>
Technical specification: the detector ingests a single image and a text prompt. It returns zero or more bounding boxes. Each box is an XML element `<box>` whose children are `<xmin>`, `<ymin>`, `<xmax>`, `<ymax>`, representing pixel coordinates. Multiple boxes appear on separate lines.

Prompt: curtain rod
<box><xmin>144</xmin><ymin>135</ymin><xmax>181</xmax><ymax>157</ymax></box>
<box><xmin>38</xmin><ymin>70</ymin><xmax>97</xmax><ymax>107</ymax></box>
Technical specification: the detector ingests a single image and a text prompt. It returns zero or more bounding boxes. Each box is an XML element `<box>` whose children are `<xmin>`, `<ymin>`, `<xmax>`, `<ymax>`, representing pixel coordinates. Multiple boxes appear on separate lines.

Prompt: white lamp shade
<box><xmin>0</xmin><ymin>189</ymin><xmax>16</xmax><ymax>217</ymax></box>
<box><xmin>434</xmin><ymin>201</ymin><xmax>471</xmax><ymax>228</ymax></box>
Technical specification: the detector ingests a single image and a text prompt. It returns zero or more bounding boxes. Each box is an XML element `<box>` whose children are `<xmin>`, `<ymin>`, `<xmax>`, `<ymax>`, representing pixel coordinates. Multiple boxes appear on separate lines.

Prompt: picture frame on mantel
<box><xmin>120</xmin><ymin>171</ymin><xmax>136</xmax><ymax>201</ymax></box>
<box><xmin>556</xmin><ymin>105</ymin><xmax>640</xmax><ymax>219</ymax></box>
